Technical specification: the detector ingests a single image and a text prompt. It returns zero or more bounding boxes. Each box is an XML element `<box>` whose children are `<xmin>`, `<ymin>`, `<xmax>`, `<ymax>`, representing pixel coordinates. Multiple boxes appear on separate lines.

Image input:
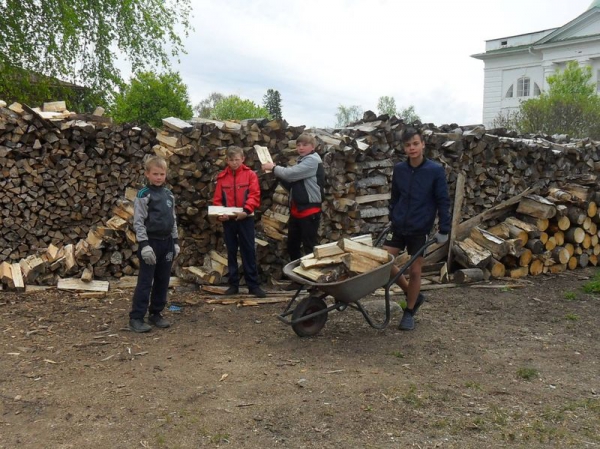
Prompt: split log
<box><xmin>452</xmin><ymin>238</ymin><xmax>492</xmax><ymax>269</ymax></box>
<box><xmin>516</xmin><ymin>195</ymin><xmax>556</xmax><ymax>219</ymax></box>
<box><xmin>469</xmin><ymin>227</ymin><xmax>509</xmax><ymax>259</ymax></box>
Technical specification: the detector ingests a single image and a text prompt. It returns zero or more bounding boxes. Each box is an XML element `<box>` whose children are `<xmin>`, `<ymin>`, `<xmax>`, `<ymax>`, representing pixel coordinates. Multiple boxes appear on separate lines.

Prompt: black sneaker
<box><xmin>148</xmin><ymin>313</ymin><xmax>170</xmax><ymax>328</ymax></box>
<box><xmin>413</xmin><ymin>293</ymin><xmax>425</xmax><ymax>315</ymax></box>
<box><xmin>249</xmin><ymin>287</ymin><xmax>266</xmax><ymax>298</ymax></box>
<box><xmin>129</xmin><ymin>318</ymin><xmax>151</xmax><ymax>333</ymax></box>
<box><xmin>224</xmin><ymin>286</ymin><xmax>239</xmax><ymax>295</ymax></box>
<box><xmin>398</xmin><ymin>310</ymin><xmax>415</xmax><ymax>331</ymax></box>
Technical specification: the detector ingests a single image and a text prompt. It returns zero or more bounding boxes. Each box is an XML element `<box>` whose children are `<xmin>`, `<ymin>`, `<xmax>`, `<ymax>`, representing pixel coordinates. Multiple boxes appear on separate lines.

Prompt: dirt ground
<box><xmin>1</xmin><ymin>268</ymin><xmax>599</xmax><ymax>449</ymax></box>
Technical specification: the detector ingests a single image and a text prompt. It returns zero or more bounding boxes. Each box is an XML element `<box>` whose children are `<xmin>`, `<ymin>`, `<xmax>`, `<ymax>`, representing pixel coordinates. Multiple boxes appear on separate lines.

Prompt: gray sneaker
<box><xmin>398</xmin><ymin>311</ymin><xmax>415</xmax><ymax>331</ymax></box>
<box><xmin>413</xmin><ymin>293</ymin><xmax>425</xmax><ymax>315</ymax></box>
<box><xmin>148</xmin><ymin>313</ymin><xmax>170</xmax><ymax>328</ymax></box>
<box><xmin>129</xmin><ymin>318</ymin><xmax>151</xmax><ymax>333</ymax></box>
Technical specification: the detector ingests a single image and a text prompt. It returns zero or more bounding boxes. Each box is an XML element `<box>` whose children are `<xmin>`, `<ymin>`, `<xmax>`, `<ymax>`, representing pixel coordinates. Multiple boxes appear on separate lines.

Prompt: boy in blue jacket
<box><xmin>384</xmin><ymin>128</ymin><xmax>451</xmax><ymax>331</ymax></box>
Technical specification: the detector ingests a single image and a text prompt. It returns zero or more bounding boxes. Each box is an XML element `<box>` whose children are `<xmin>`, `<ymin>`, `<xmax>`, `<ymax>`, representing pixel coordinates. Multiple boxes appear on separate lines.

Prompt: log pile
<box><xmin>3</xmin><ymin>101</ymin><xmax>600</xmax><ymax>288</ymax></box>
<box><xmin>291</xmin><ymin>235</ymin><xmax>390</xmax><ymax>283</ymax></box>
<box><xmin>451</xmin><ymin>180</ymin><xmax>600</xmax><ymax>282</ymax></box>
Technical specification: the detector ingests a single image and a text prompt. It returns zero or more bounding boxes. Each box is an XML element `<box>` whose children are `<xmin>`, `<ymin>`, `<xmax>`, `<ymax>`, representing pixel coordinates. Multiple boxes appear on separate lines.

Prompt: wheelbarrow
<box><xmin>277</xmin><ymin>237</ymin><xmax>439</xmax><ymax>337</ymax></box>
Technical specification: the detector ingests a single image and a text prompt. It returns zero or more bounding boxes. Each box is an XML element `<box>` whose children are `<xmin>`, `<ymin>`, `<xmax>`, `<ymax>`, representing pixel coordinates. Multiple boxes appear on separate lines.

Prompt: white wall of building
<box><xmin>473</xmin><ymin>7</ymin><xmax>600</xmax><ymax>127</ymax></box>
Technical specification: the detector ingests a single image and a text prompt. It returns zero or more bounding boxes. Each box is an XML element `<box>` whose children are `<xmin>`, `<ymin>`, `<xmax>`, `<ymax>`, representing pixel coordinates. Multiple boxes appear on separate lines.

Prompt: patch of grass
<box><xmin>397</xmin><ymin>299</ymin><xmax>407</xmax><ymax>310</ymax></box>
<box><xmin>490</xmin><ymin>405</ymin><xmax>510</xmax><ymax>426</ymax></box>
<box><xmin>563</xmin><ymin>291</ymin><xmax>577</xmax><ymax>300</ymax></box>
<box><xmin>565</xmin><ymin>313</ymin><xmax>579</xmax><ymax>321</ymax></box>
<box><xmin>516</xmin><ymin>367</ymin><xmax>539</xmax><ymax>381</ymax></box>
<box><xmin>155</xmin><ymin>433</ymin><xmax>167</xmax><ymax>447</ymax></box>
<box><xmin>402</xmin><ymin>384</ymin><xmax>424</xmax><ymax>407</ymax></box>
<box><xmin>431</xmin><ymin>418</ymin><xmax>449</xmax><ymax>429</ymax></box>
<box><xmin>526</xmin><ymin>419</ymin><xmax>569</xmax><ymax>443</ymax></box>
<box><xmin>464</xmin><ymin>381</ymin><xmax>482</xmax><ymax>390</ymax></box>
<box><xmin>210</xmin><ymin>433</ymin><xmax>230</xmax><ymax>444</ymax></box>
<box><xmin>500</xmin><ymin>286</ymin><xmax>512</xmax><ymax>292</ymax></box>
<box><xmin>582</xmin><ymin>271</ymin><xmax>600</xmax><ymax>293</ymax></box>
<box><xmin>391</xmin><ymin>350</ymin><xmax>404</xmax><ymax>359</ymax></box>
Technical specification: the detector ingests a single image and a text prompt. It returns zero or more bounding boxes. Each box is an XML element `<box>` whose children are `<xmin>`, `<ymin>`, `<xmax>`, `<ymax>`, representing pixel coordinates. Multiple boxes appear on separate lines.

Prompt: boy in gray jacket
<box><xmin>262</xmin><ymin>133</ymin><xmax>325</xmax><ymax>265</ymax></box>
<box><xmin>129</xmin><ymin>156</ymin><xmax>180</xmax><ymax>333</ymax></box>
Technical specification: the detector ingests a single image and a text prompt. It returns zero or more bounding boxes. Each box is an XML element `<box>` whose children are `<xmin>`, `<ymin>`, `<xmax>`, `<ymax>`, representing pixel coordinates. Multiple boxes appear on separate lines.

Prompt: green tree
<box><xmin>263</xmin><ymin>89</ymin><xmax>283</xmax><ymax>120</ymax></box>
<box><xmin>211</xmin><ymin>95</ymin><xmax>269</xmax><ymax>120</ymax></box>
<box><xmin>399</xmin><ymin>105</ymin><xmax>421</xmax><ymax>123</ymax></box>
<box><xmin>376</xmin><ymin>96</ymin><xmax>421</xmax><ymax>123</ymax></box>
<box><xmin>0</xmin><ymin>0</ymin><xmax>192</xmax><ymax>110</ymax></box>
<box><xmin>194</xmin><ymin>92</ymin><xmax>225</xmax><ymax>118</ymax></box>
<box><xmin>377</xmin><ymin>96</ymin><xmax>397</xmax><ymax>116</ymax></box>
<box><xmin>110</xmin><ymin>71</ymin><xmax>193</xmax><ymax>128</ymax></box>
<box><xmin>517</xmin><ymin>61</ymin><xmax>600</xmax><ymax>138</ymax></box>
<box><xmin>335</xmin><ymin>104</ymin><xmax>363</xmax><ymax>127</ymax></box>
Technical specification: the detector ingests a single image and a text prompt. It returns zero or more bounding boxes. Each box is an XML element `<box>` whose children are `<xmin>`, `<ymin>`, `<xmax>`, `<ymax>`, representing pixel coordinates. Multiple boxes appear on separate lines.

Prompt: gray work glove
<box><xmin>174</xmin><ymin>244</ymin><xmax>180</xmax><ymax>258</ymax></box>
<box><xmin>141</xmin><ymin>246</ymin><xmax>156</xmax><ymax>265</ymax></box>
<box><xmin>434</xmin><ymin>232</ymin><xmax>448</xmax><ymax>244</ymax></box>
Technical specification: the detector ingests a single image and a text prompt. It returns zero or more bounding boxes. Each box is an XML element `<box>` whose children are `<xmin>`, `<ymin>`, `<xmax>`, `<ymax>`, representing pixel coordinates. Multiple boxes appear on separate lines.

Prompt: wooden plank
<box><xmin>301</xmin><ymin>255</ymin><xmax>345</xmax><ymax>269</ymax></box>
<box><xmin>208</xmin><ymin>205</ymin><xmax>244</xmax><ymax>216</ymax></box>
<box><xmin>0</xmin><ymin>261</ymin><xmax>13</xmax><ymax>285</ymax></box>
<box><xmin>162</xmin><ymin>116</ymin><xmax>193</xmax><ymax>132</ymax></box>
<box><xmin>341</xmin><ymin>253</ymin><xmax>382</xmax><ymax>273</ymax></box>
<box><xmin>447</xmin><ymin>172</ymin><xmax>465</xmax><ymax>269</ymax></box>
<box><xmin>338</xmin><ymin>239</ymin><xmax>389</xmax><ymax>263</ymax></box>
<box><xmin>11</xmin><ymin>264</ymin><xmax>25</xmax><ymax>290</ymax></box>
<box><xmin>354</xmin><ymin>193</ymin><xmax>391</xmax><ymax>204</ymax></box>
<box><xmin>57</xmin><ymin>278</ymin><xmax>109</xmax><ymax>292</ymax></box>
<box><xmin>254</xmin><ymin>145</ymin><xmax>274</xmax><ymax>171</ymax></box>
<box><xmin>156</xmin><ymin>133</ymin><xmax>179</xmax><ymax>148</ymax></box>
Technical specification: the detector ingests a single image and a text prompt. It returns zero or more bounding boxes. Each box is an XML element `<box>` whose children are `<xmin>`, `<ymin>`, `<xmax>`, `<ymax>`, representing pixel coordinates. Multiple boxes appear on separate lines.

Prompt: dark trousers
<box><xmin>130</xmin><ymin>237</ymin><xmax>174</xmax><ymax>320</ymax></box>
<box><xmin>223</xmin><ymin>218</ymin><xmax>259</xmax><ymax>289</ymax></box>
<box><xmin>287</xmin><ymin>212</ymin><xmax>321</xmax><ymax>261</ymax></box>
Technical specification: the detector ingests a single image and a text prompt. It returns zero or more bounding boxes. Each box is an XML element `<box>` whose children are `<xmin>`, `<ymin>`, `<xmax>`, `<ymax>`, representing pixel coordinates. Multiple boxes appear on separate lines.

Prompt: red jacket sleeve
<box><xmin>244</xmin><ymin>170</ymin><xmax>261</xmax><ymax>214</ymax></box>
<box><xmin>213</xmin><ymin>174</ymin><xmax>224</xmax><ymax>206</ymax></box>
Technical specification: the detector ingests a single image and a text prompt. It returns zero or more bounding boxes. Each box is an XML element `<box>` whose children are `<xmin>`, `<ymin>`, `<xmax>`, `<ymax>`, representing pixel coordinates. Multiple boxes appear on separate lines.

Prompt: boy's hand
<box><xmin>234</xmin><ymin>211</ymin><xmax>248</xmax><ymax>221</ymax></box>
<box><xmin>434</xmin><ymin>233</ymin><xmax>448</xmax><ymax>244</ymax></box>
<box><xmin>141</xmin><ymin>246</ymin><xmax>156</xmax><ymax>265</ymax></box>
<box><xmin>217</xmin><ymin>214</ymin><xmax>230</xmax><ymax>221</ymax></box>
<box><xmin>262</xmin><ymin>162</ymin><xmax>275</xmax><ymax>172</ymax></box>
<box><xmin>174</xmin><ymin>244</ymin><xmax>180</xmax><ymax>258</ymax></box>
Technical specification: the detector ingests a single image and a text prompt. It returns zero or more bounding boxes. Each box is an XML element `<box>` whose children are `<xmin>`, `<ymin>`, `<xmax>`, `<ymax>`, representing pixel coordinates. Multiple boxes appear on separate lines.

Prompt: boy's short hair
<box><xmin>401</xmin><ymin>127</ymin><xmax>423</xmax><ymax>144</ymax></box>
<box><xmin>296</xmin><ymin>133</ymin><xmax>317</xmax><ymax>148</ymax></box>
<box><xmin>226</xmin><ymin>146</ymin><xmax>245</xmax><ymax>158</ymax></box>
<box><xmin>145</xmin><ymin>155</ymin><xmax>168</xmax><ymax>171</ymax></box>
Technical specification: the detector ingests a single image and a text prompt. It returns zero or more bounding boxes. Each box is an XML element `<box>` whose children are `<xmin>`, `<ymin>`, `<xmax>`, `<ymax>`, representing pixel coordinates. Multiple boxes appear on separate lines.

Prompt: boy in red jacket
<box><xmin>213</xmin><ymin>146</ymin><xmax>266</xmax><ymax>298</ymax></box>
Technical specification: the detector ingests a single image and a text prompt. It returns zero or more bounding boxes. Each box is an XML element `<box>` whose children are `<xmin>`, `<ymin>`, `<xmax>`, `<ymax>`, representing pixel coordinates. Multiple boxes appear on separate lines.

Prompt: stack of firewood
<box><xmin>291</xmin><ymin>235</ymin><xmax>390</xmax><ymax>283</ymax></box>
<box><xmin>4</xmin><ymin>101</ymin><xmax>600</xmax><ymax>288</ymax></box>
<box><xmin>451</xmin><ymin>181</ymin><xmax>600</xmax><ymax>282</ymax></box>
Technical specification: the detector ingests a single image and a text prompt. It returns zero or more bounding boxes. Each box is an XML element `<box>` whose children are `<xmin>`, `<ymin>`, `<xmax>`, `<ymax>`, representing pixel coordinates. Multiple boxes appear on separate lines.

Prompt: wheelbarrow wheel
<box><xmin>291</xmin><ymin>296</ymin><xmax>328</xmax><ymax>337</ymax></box>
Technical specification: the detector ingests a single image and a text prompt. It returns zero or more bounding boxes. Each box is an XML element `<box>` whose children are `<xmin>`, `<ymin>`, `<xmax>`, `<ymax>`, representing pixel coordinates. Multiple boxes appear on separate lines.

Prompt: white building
<box><xmin>472</xmin><ymin>1</ymin><xmax>600</xmax><ymax>127</ymax></box>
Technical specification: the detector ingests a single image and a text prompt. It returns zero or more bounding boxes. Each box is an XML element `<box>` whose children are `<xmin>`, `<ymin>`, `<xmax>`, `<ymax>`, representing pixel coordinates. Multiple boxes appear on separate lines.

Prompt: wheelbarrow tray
<box><xmin>283</xmin><ymin>254</ymin><xmax>394</xmax><ymax>304</ymax></box>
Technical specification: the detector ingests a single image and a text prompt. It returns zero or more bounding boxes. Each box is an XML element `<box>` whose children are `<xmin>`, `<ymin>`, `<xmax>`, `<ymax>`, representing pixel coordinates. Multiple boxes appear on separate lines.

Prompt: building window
<box><xmin>517</xmin><ymin>77</ymin><xmax>530</xmax><ymax>97</ymax></box>
<box><xmin>506</xmin><ymin>85</ymin><xmax>514</xmax><ymax>98</ymax></box>
<box><xmin>533</xmin><ymin>83</ymin><xmax>541</xmax><ymax>96</ymax></box>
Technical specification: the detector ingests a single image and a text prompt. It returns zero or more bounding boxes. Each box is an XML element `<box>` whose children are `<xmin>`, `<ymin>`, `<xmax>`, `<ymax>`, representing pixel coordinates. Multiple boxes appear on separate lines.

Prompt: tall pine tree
<box><xmin>263</xmin><ymin>89</ymin><xmax>283</xmax><ymax>120</ymax></box>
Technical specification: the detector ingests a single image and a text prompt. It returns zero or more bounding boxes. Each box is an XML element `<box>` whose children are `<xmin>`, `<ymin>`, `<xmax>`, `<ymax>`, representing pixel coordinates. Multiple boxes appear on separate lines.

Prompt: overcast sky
<box><xmin>171</xmin><ymin>0</ymin><xmax>592</xmax><ymax>128</ymax></box>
